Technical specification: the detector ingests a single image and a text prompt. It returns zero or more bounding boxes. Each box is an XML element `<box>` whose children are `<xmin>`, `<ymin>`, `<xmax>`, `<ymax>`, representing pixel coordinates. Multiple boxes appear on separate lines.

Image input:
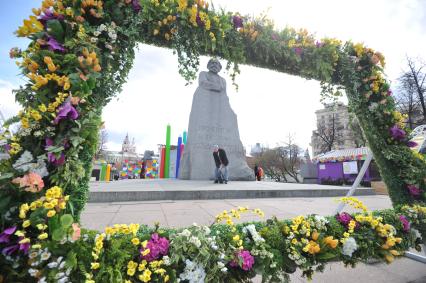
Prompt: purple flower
<box><xmin>2</xmin><ymin>244</ymin><xmax>19</xmax><ymax>256</ymax></box>
<box><xmin>407</xmin><ymin>185</ymin><xmax>421</xmax><ymax>198</ymax></box>
<box><xmin>4</xmin><ymin>144</ymin><xmax>11</xmax><ymax>152</ymax></box>
<box><xmin>387</xmin><ymin>90</ymin><xmax>392</xmax><ymax>96</ymax></box>
<box><xmin>230</xmin><ymin>250</ymin><xmax>255</xmax><ymax>271</ymax></box>
<box><xmin>39</xmin><ymin>9</ymin><xmax>64</xmax><ymax>26</ymax></box>
<box><xmin>232</xmin><ymin>15</ymin><xmax>243</xmax><ymax>29</ymax></box>
<box><xmin>140</xmin><ymin>233</ymin><xmax>169</xmax><ymax>262</ymax></box>
<box><xmin>271</xmin><ymin>33</ymin><xmax>279</xmax><ymax>41</ymax></box>
<box><xmin>196</xmin><ymin>13</ymin><xmax>204</xmax><ymax>27</ymax></box>
<box><xmin>45</xmin><ymin>138</ymin><xmax>66</xmax><ymax>166</ymax></box>
<box><xmin>389</xmin><ymin>125</ymin><xmax>406</xmax><ymax>141</ymax></box>
<box><xmin>132</xmin><ymin>0</ymin><xmax>142</xmax><ymax>13</ymax></box>
<box><xmin>54</xmin><ymin>102</ymin><xmax>79</xmax><ymax>124</ymax></box>
<box><xmin>0</xmin><ymin>226</ymin><xmax>17</xmax><ymax>243</ymax></box>
<box><xmin>407</xmin><ymin>141</ymin><xmax>418</xmax><ymax>148</ymax></box>
<box><xmin>19</xmin><ymin>240</ymin><xmax>30</xmax><ymax>254</ymax></box>
<box><xmin>294</xmin><ymin>47</ymin><xmax>303</xmax><ymax>56</ymax></box>
<box><xmin>47</xmin><ymin>36</ymin><xmax>66</xmax><ymax>52</ymax></box>
<box><xmin>315</xmin><ymin>41</ymin><xmax>324</xmax><ymax>48</ymax></box>
<box><xmin>336</xmin><ymin>212</ymin><xmax>353</xmax><ymax>226</ymax></box>
<box><xmin>399</xmin><ymin>215</ymin><xmax>411</xmax><ymax>232</ymax></box>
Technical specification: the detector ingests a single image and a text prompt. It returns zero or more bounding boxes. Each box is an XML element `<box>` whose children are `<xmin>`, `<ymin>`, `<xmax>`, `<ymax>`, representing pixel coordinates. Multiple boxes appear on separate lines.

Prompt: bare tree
<box><xmin>95</xmin><ymin>127</ymin><xmax>108</xmax><ymax>159</ymax></box>
<box><xmin>253</xmin><ymin>135</ymin><xmax>303</xmax><ymax>183</ymax></box>
<box><xmin>395</xmin><ymin>57</ymin><xmax>426</xmax><ymax>128</ymax></box>
<box><xmin>348</xmin><ymin>115</ymin><xmax>366</xmax><ymax>148</ymax></box>
<box><xmin>313</xmin><ymin>113</ymin><xmax>343</xmax><ymax>153</ymax></box>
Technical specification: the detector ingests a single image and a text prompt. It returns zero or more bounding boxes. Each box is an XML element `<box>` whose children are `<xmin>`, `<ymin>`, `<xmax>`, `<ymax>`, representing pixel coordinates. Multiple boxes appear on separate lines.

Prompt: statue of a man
<box><xmin>198</xmin><ymin>58</ymin><xmax>226</xmax><ymax>93</ymax></box>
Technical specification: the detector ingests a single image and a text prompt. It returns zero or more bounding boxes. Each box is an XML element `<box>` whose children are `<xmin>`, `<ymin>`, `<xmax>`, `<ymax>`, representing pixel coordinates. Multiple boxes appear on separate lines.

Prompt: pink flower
<box><xmin>140</xmin><ymin>233</ymin><xmax>169</xmax><ymax>262</ymax></box>
<box><xmin>399</xmin><ymin>215</ymin><xmax>410</xmax><ymax>233</ymax></box>
<box><xmin>12</xmin><ymin>172</ymin><xmax>44</xmax><ymax>193</ymax></box>
<box><xmin>407</xmin><ymin>185</ymin><xmax>421</xmax><ymax>198</ymax></box>
<box><xmin>230</xmin><ymin>250</ymin><xmax>255</xmax><ymax>271</ymax></box>
<box><xmin>72</xmin><ymin>223</ymin><xmax>81</xmax><ymax>241</ymax></box>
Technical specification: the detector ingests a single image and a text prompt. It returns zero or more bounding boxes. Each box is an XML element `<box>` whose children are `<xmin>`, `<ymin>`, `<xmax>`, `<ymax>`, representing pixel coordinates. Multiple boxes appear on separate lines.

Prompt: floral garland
<box><xmin>0</xmin><ymin>0</ymin><xmax>425</xmax><ymax>281</ymax></box>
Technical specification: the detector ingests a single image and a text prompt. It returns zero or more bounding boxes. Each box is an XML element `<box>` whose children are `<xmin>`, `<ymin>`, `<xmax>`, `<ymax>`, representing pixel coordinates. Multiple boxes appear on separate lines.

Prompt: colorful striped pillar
<box><xmin>160</xmin><ymin>146</ymin><xmax>165</xmax><ymax>178</ymax></box>
<box><xmin>175</xmin><ymin>136</ymin><xmax>182</xmax><ymax>178</ymax></box>
<box><xmin>164</xmin><ymin>124</ymin><xmax>171</xmax><ymax>178</ymax></box>
<box><xmin>183</xmin><ymin>130</ymin><xmax>187</xmax><ymax>144</ymax></box>
<box><xmin>105</xmin><ymin>164</ymin><xmax>111</xmax><ymax>182</ymax></box>
<box><xmin>100</xmin><ymin>163</ymin><xmax>107</xmax><ymax>181</ymax></box>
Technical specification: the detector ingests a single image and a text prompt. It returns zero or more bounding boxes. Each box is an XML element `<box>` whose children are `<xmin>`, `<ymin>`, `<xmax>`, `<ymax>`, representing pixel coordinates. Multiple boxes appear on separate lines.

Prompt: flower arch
<box><xmin>0</xmin><ymin>0</ymin><xmax>425</xmax><ymax>282</ymax></box>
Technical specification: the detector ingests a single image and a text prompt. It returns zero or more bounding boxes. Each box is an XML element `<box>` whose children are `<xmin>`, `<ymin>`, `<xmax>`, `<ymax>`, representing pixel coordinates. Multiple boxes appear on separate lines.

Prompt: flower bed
<box><xmin>0</xmin><ymin>0</ymin><xmax>426</xmax><ymax>282</ymax></box>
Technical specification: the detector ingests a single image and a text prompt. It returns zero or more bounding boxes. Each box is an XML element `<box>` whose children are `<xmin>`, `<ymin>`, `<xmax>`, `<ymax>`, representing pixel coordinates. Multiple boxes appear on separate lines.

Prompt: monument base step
<box><xmin>88</xmin><ymin>179</ymin><xmax>375</xmax><ymax>203</ymax></box>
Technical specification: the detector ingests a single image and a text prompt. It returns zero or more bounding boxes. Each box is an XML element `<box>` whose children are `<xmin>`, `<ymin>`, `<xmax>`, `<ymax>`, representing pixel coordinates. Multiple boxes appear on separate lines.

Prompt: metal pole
<box><xmin>335</xmin><ymin>151</ymin><xmax>373</xmax><ymax>214</ymax></box>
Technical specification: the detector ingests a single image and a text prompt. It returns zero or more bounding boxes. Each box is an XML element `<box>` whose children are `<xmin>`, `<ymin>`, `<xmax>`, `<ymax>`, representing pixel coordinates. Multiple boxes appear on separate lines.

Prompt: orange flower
<box><xmin>12</xmin><ymin>172</ymin><xmax>44</xmax><ymax>193</ymax></box>
<box><xmin>311</xmin><ymin>231</ymin><xmax>319</xmax><ymax>241</ymax></box>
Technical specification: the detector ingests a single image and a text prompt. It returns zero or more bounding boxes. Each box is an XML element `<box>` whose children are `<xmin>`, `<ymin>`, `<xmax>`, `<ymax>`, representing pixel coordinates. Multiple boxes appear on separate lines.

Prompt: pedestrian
<box><xmin>254</xmin><ymin>164</ymin><xmax>259</xmax><ymax>180</ymax></box>
<box><xmin>257</xmin><ymin>166</ymin><xmax>264</xmax><ymax>181</ymax></box>
<box><xmin>213</xmin><ymin>145</ymin><xmax>229</xmax><ymax>184</ymax></box>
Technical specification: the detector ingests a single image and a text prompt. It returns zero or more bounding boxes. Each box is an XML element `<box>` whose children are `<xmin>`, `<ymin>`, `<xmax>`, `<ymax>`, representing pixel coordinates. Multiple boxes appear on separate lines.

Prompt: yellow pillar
<box><xmin>105</xmin><ymin>164</ymin><xmax>111</xmax><ymax>182</ymax></box>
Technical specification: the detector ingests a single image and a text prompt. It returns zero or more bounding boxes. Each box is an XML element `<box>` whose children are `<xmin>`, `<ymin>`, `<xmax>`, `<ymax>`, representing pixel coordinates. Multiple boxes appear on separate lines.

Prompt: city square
<box><xmin>0</xmin><ymin>0</ymin><xmax>425</xmax><ymax>282</ymax></box>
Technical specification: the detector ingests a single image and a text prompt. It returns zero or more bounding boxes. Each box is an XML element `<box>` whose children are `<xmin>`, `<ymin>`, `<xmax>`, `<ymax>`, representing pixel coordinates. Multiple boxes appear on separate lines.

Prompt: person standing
<box><xmin>254</xmin><ymin>164</ymin><xmax>259</xmax><ymax>180</ymax></box>
<box><xmin>213</xmin><ymin>145</ymin><xmax>229</xmax><ymax>184</ymax></box>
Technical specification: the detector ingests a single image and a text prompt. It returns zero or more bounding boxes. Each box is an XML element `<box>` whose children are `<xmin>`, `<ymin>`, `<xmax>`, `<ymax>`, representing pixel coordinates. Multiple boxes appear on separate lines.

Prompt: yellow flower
<box><xmin>91</xmin><ymin>262</ymin><xmax>100</xmax><ymax>270</ymax></box>
<box><xmin>233</xmin><ymin>235</ymin><xmax>240</xmax><ymax>241</ymax></box>
<box><xmin>177</xmin><ymin>0</ymin><xmax>187</xmax><ymax>12</ymax></box>
<box><xmin>16</xmin><ymin>16</ymin><xmax>44</xmax><ymax>37</ymax></box>
<box><xmin>127</xmin><ymin>268</ymin><xmax>136</xmax><ymax>276</ymax></box>
<box><xmin>385</xmin><ymin>254</ymin><xmax>394</xmax><ymax>263</ymax></box>
<box><xmin>38</xmin><ymin>104</ymin><xmax>47</xmax><ymax>113</ymax></box>
<box><xmin>22</xmin><ymin>220</ymin><xmax>31</xmax><ymax>228</ymax></box>
<box><xmin>153</xmin><ymin>29</ymin><xmax>159</xmax><ymax>36</ymax></box>
<box><xmin>164</xmin><ymin>275</ymin><xmax>170</xmax><ymax>282</ymax></box>
<box><xmin>139</xmin><ymin>269</ymin><xmax>152</xmax><ymax>283</ymax></box>
<box><xmin>44</xmin><ymin>202</ymin><xmax>55</xmax><ymax>210</ymax></box>
<box><xmin>15</xmin><ymin>230</ymin><xmax>25</xmax><ymax>237</ymax></box>
<box><xmin>291</xmin><ymin>238</ymin><xmax>298</xmax><ymax>245</ymax></box>
<box><xmin>19</xmin><ymin>238</ymin><xmax>30</xmax><ymax>244</ymax></box>
<box><xmin>32</xmin><ymin>244</ymin><xmax>41</xmax><ymax>249</ymax></box>
<box><xmin>142</xmin><ymin>248</ymin><xmax>150</xmax><ymax>256</ymax></box>
<box><xmin>138</xmin><ymin>260</ymin><xmax>147</xmax><ymax>271</ymax></box>
<box><xmin>311</xmin><ymin>231</ymin><xmax>319</xmax><ymax>241</ymax></box>
<box><xmin>141</xmin><ymin>240</ymin><xmax>148</xmax><ymax>248</ymax></box>
<box><xmin>47</xmin><ymin>210</ymin><xmax>56</xmax><ymax>218</ymax></box>
<box><xmin>131</xmin><ymin>237</ymin><xmax>140</xmax><ymax>245</ymax></box>
<box><xmin>38</xmin><ymin>233</ymin><xmax>48</xmax><ymax>240</ymax></box>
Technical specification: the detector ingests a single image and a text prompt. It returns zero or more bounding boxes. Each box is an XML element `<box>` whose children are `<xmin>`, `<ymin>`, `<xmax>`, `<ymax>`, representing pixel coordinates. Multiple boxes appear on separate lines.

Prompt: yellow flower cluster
<box><xmin>79</xmin><ymin>48</ymin><xmax>102</xmax><ymax>72</ymax></box>
<box><xmin>44</xmin><ymin>56</ymin><xmax>57</xmax><ymax>72</ymax></box>
<box><xmin>20</xmin><ymin>57</ymin><xmax>39</xmax><ymax>73</ymax></box>
<box><xmin>91</xmin><ymin>233</ymin><xmax>106</xmax><ymax>270</ymax></box>
<box><xmin>127</xmin><ymin>257</ymin><xmax>169</xmax><ymax>282</ymax></box>
<box><xmin>189</xmin><ymin>5</ymin><xmax>198</xmax><ymax>27</ymax></box>
<box><xmin>353</xmin><ymin>42</ymin><xmax>365</xmax><ymax>57</ymax></box>
<box><xmin>153</xmin><ymin>15</ymin><xmax>177</xmax><ymax>40</ymax></box>
<box><xmin>215</xmin><ymin>206</ymin><xmax>264</xmax><ymax>226</ymax></box>
<box><xmin>104</xmin><ymin>223</ymin><xmax>140</xmax><ymax>236</ymax></box>
<box><xmin>8</xmin><ymin>142</ymin><xmax>22</xmax><ymax>155</ymax></box>
<box><xmin>338</xmin><ymin>197</ymin><xmax>368</xmax><ymax>212</ymax></box>
<box><xmin>177</xmin><ymin>0</ymin><xmax>187</xmax><ymax>12</ymax></box>
<box><xmin>48</xmin><ymin>92</ymin><xmax>69</xmax><ymax>112</ymax></box>
<box><xmin>27</xmin><ymin>72</ymin><xmax>70</xmax><ymax>91</ymax></box>
<box><xmin>239</xmin><ymin>22</ymin><xmax>259</xmax><ymax>41</ymax></box>
<box><xmin>81</xmin><ymin>0</ymin><xmax>103</xmax><ymax>18</ymax></box>
<box><xmin>302</xmin><ymin>240</ymin><xmax>320</xmax><ymax>255</ymax></box>
<box><xmin>392</xmin><ymin>111</ymin><xmax>407</xmax><ymax>129</ymax></box>
<box><xmin>16</xmin><ymin>16</ymin><xmax>43</xmax><ymax>37</ymax></box>
<box><xmin>43</xmin><ymin>186</ymin><xmax>69</xmax><ymax>218</ymax></box>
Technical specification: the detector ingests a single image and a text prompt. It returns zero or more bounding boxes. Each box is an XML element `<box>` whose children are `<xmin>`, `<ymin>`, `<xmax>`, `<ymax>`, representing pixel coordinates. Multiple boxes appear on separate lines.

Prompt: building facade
<box><xmin>100</xmin><ymin>134</ymin><xmax>142</xmax><ymax>163</ymax></box>
<box><xmin>311</xmin><ymin>102</ymin><xmax>358</xmax><ymax>157</ymax></box>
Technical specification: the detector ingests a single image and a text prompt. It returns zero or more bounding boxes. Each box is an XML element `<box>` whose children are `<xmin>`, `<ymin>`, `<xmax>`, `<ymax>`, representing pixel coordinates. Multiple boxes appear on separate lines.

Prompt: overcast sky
<box><xmin>1</xmin><ymin>0</ymin><xmax>425</xmax><ymax>156</ymax></box>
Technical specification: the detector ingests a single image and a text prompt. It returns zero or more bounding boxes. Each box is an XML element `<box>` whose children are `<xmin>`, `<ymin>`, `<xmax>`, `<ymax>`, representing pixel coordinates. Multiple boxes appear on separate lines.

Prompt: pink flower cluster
<box><xmin>407</xmin><ymin>185</ymin><xmax>421</xmax><ymax>198</ymax></box>
<box><xmin>12</xmin><ymin>172</ymin><xmax>44</xmax><ymax>193</ymax></box>
<box><xmin>399</xmin><ymin>215</ymin><xmax>410</xmax><ymax>233</ymax></box>
<box><xmin>336</xmin><ymin>212</ymin><xmax>360</xmax><ymax>229</ymax></box>
<box><xmin>140</xmin><ymin>233</ymin><xmax>169</xmax><ymax>262</ymax></box>
<box><xmin>230</xmin><ymin>250</ymin><xmax>255</xmax><ymax>271</ymax></box>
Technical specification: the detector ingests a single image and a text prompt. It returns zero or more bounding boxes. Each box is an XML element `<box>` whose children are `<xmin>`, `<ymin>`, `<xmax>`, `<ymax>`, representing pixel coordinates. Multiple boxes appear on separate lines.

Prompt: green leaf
<box><xmin>0</xmin><ymin>195</ymin><xmax>12</xmax><ymax>212</ymax></box>
<box><xmin>46</xmin><ymin>20</ymin><xmax>64</xmax><ymax>42</ymax></box>
<box><xmin>317</xmin><ymin>252</ymin><xmax>338</xmax><ymax>260</ymax></box>
<box><xmin>0</xmin><ymin>173</ymin><xmax>13</xmax><ymax>180</ymax></box>
<box><xmin>52</xmin><ymin>228</ymin><xmax>66</xmax><ymax>241</ymax></box>
<box><xmin>60</xmin><ymin>214</ymin><xmax>74</xmax><ymax>228</ymax></box>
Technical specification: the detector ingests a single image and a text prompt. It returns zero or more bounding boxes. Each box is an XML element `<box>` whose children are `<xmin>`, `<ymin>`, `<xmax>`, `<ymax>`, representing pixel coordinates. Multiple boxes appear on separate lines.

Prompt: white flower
<box><xmin>59</xmin><ymin>261</ymin><xmax>66</xmax><ymax>269</ymax></box>
<box><xmin>211</xmin><ymin>243</ymin><xmax>218</xmax><ymax>250</ymax></box>
<box><xmin>219</xmin><ymin>253</ymin><xmax>225</xmax><ymax>260</ymax></box>
<box><xmin>40</xmin><ymin>251</ymin><xmax>51</xmax><ymax>261</ymax></box>
<box><xmin>342</xmin><ymin>237</ymin><xmax>358</xmax><ymax>257</ymax></box>
<box><xmin>55</xmin><ymin>272</ymin><xmax>65</xmax><ymax>279</ymax></box>
<box><xmin>221</xmin><ymin>267</ymin><xmax>228</xmax><ymax>273</ymax></box>
<box><xmin>47</xmin><ymin>262</ymin><xmax>59</xmax><ymax>268</ymax></box>
<box><xmin>105</xmin><ymin>44</ymin><xmax>113</xmax><ymax>50</ymax></box>
<box><xmin>412</xmin><ymin>228</ymin><xmax>422</xmax><ymax>240</ymax></box>
<box><xmin>28</xmin><ymin>268</ymin><xmax>39</xmax><ymax>277</ymax></box>
<box><xmin>181</xmin><ymin>229</ymin><xmax>191</xmax><ymax>237</ymax></box>
<box><xmin>217</xmin><ymin>261</ymin><xmax>225</xmax><ymax>269</ymax></box>
<box><xmin>13</xmin><ymin>150</ymin><xmax>34</xmax><ymax>172</ymax></box>
<box><xmin>38</xmin><ymin>277</ymin><xmax>47</xmax><ymax>283</ymax></box>
<box><xmin>163</xmin><ymin>255</ymin><xmax>171</xmax><ymax>266</ymax></box>
<box><xmin>93</xmin><ymin>31</ymin><xmax>101</xmax><ymax>36</ymax></box>
<box><xmin>29</xmin><ymin>251</ymin><xmax>39</xmax><ymax>259</ymax></box>
<box><xmin>244</xmin><ymin>224</ymin><xmax>265</xmax><ymax>243</ymax></box>
<box><xmin>203</xmin><ymin>226</ymin><xmax>211</xmax><ymax>235</ymax></box>
<box><xmin>58</xmin><ymin>277</ymin><xmax>68</xmax><ymax>283</ymax></box>
<box><xmin>99</xmin><ymin>24</ymin><xmax>106</xmax><ymax>31</ymax></box>
<box><xmin>90</xmin><ymin>37</ymin><xmax>98</xmax><ymax>43</ymax></box>
<box><xmin>189</xmin><ymin>236</ymin><xmax>201</xmax><ymax>248</ymax></box>
<box><xmin>179</xmin><ymin>260</ymin><xmax>206</xmax><ymax>283</ymax></box>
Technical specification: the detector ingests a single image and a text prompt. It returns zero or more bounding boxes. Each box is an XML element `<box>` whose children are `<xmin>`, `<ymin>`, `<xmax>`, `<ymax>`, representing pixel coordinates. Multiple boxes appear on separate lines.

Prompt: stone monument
<box><xmin>179</xmin><ymin>59</ymin><xmax>255</xmax><ymax>181</ymax></box>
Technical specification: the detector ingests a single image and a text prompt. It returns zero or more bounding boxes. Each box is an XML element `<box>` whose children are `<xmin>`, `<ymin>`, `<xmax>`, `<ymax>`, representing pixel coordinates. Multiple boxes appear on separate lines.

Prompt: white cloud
<box><xmin>0</xmin><ymin>79</ymin><xmax>21</xmax><ymax>120</ymax></box>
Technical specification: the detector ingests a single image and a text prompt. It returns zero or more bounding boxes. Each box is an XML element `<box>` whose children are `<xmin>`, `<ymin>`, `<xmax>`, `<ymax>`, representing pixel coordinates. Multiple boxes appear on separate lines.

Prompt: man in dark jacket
<box><xmin>213</xmin><ymin>145</ymin><xmax>229</xmax><ymax>184</ymax></box>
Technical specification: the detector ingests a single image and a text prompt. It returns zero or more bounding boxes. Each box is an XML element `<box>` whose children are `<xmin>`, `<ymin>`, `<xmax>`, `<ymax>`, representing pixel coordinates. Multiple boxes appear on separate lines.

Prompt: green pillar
<box><xmin>165</xmin><ymin>124</ymin><xmax>171</xmax><ymax>178</ymax></box>
<box><xmin>183</xmin><ymin>130</ymin><xmax>187</xmax><ymax>144</ymax></box>
<box><xmin>100</xmin><ymin>163</ymin><xmax>107</xmax><ymax>181</ymax></box>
